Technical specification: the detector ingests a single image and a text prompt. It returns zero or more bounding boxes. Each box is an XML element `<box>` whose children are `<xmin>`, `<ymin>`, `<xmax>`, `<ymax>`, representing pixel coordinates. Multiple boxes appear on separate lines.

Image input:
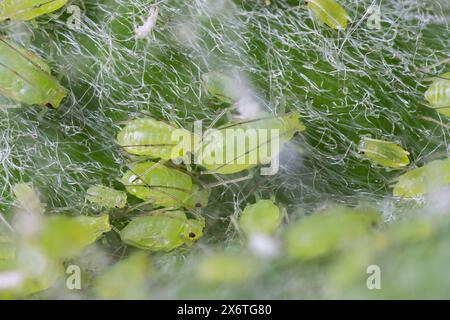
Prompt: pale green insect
<box><xmin>13</xmin><ymin>182</ymin><xmax>45</xmax><ymax>214</ymax></box>
<box><xmin>424</xmin><ymin>72</ymin><xmax>450</xmax><ymax>117</ymax></box>
<box><xmin>86</xmin><ymin>185</ymin><xmax>127</xmax><ymax>209</ymax></box>
<box><xmin>0</xmin><ymin>0</ymin><xmax>68</xmax><ymax>22</ymax></box>
<box><xmin>393</xmin><ymin>158</ymin><xmax>450</xmax><ymax>198</ymax></box>
<box><xmin>239</xmin><ymin>199</ymin><xmax>281</xmax><ymax>236</ymax></box>
<box><xmin>196</xmin><ymin>253</ymin><xmax>256</xmax><ymax>285</ymax></box>
<box><xmin>120</xmin><ymin>161</ymin><xmax>210</xmax><ymax>210</ymax></box>
<box><xmin>200</xmin><ymin>112</ymin><xmax>305</xmax><ymax>174</ymax></box>
<box><xmin>0</xmin><ymin>38</ymin><xmax>67</xmax><ymax>108</ymax></box>
<box><xmin>285</xmin><ymin>206</ymin><xmax>380</xmax><ymax>260</ymax></box>
<box><xmin>357</xmin><ymin>137</ymin><xmax>410</xmax><ymax>168</ymax></box>
<box><xmin>117</xmin><ymin>117</ymin><xmax>195</xmax><ymax>161</ymax></box>
<box><xmin>306</xmin><ymin>0</ymin><xmax>349</xmax><ymax>30</ymax></box>
<box><xmin>120</xmin><ymin>211</ymin><xmax>204</xmax><ymax>251</ymax></box>
<box><xmin>94</xmin><ymin>252</ymin><xmax>150</xmax><ymax>299</ymax></box>
<box><xmin>39</xmin><ymin>214</ymin><xmax>111</xmax><ymax>259</ymax></box>
<box><xmin>202</xmin><ymin>71</ymin><xmax>239</xmax><ymax>104</ymax></box>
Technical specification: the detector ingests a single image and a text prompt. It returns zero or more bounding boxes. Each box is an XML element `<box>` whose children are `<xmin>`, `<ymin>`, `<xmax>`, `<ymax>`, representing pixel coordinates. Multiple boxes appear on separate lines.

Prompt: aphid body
<box><xmin>239</xmin><ymin>199</ymin><xmax>281</xmax><ymax>236</ymax></box>
<box><xmin>424</xmin><ymin>72</ymin><xmax>450</xmax><ymax>117</ymax></box>
<box><xmin>358</xmin><ymin>137</ymin><xmax>410</xmax><ymax>168</ymax></box>
<box><xmin>200</xmin><ymin>112</ymin><xmax>305</xmax><ymax>174</ymax></box>
<box><xmin>120</xmin><ymin>161</ymin><xmax>209</xmax><ymax>210</ymax></box>
<box><xmin>0</xmin><ymin>0</ymin><xmax>68</xmax><ymax>22</ymax></box>
<box><xmin>86</xmin><ymin>185</ymin><xmax>127</xmax><ymax>209</ymax></box>
<box><xmin>0</xmin><ymin>38</ymin><xmax>67</xmax><ymax>108</ymax></box>
<box><xmin>120</xmin><ymin>211</ymin><xmax>204</xmax><ymax>251</ymax></box>
<box><xmin>306</xmin><ymin>0</ymin><xmax>349</xmax><ymax>30</ymax></box>
<box><xmin>117</xmin><ymin>117</ymin><xmax>194</xmax><ymax>161</ymax></box>
<box><xmin>393</xmin><ymin>158</ymin><xmax>450</xmax><ymax>198</ymax></box>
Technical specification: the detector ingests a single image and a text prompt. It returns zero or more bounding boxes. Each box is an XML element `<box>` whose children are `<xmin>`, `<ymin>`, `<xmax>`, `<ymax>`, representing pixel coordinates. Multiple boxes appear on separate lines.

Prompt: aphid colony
<box><xmin>88</xmin><ymin>108</ymin><xmax>305</xmax><ymax>252</ymax></box>
<box><xmin>2</xmin><ymin>0</ymin><xmax>450</xmax><ymax>256</ymax></box>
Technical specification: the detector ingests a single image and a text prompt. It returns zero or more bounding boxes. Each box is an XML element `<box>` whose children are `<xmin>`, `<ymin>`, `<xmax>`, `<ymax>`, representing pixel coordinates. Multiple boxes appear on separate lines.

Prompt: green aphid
<box><xmin>0</xmin><ymin>241</ymin><xmax>15</xmax><ymax>270</ymax></box>
<box><xmin>393</xmin><ymin>158</ymin><xmax>450</xmax><ymax>198</ymax></box>
<box><xmin>117</xmin><ymin>117</ymin><xmax>195</xmax><ymax>161</ymax></box>
<box><xmin>200</xmin><ymin>112</ymin><xmax>305</xmax><ymax>174</ymax></box>
<box><xmin>120</xmin><ymin>161</ymin><xmax>210</xmax><ymax>210</ymax></box>
<box><xmin>358</xmin><ymin>137</ymin><xmax>410</xmax><ymax>168</ymax></box>
<box><xmin>239</xmin><ymin>199</ymin><xmax>281</xmax><ymax>236</ymax></box>
<box><xmin>196</xmin><ymin>253</ymin><xmax>256</xmax><ymax>285</ymax></box>
<box><xmin>39</xmin><ymin>214</ymin><xmax>111</xmax><ymax>259</ymax></box>
<box><xmin>202</xmin><ymin>71</ymin><xmax>239</xmax><ymax>104</ymax></box>
<box><xmin>424</xmin><ymin>72</ymin><xmax>450</xmax><ymax>117</ymax></box>
<box><xmin>306</xmin><ymin>0</ymin><xmax>350</xmax><ymax>30</ymax></box>
<box><xmin>94</xmin><ymin>252</ymin><xmax>151</xmax><ymax>299</ymax></box>
<box><xmin>330</xmin><ymin>217</ymin><xmax>435</xmax><ymax>289</ymax></box>
<box><xmin>285</xmin><ymin>206</ymin><xmax>380</xmax><ymax>260</ymax></box>
<box><xmin>86</xmin><ymin>185</ymin><xmax>127</xmax><ymax>209</ymax></box>
<box><xmin>0</xmin><ymin>38</ymin><xmax>67</xmax><ymax>108</ymax></box>
<box><xmin>13</xmin><ymin>182</ymin><xmax>45</xmax><ymax>214</ymax></box>
<box><xmin>0</xmin><ymin>0</ymin><xmax>68</xmax><ymax>22</ymax></box>
<box><xmin>120</xmin><ymin>211</ymin><xmax>204</xmax><ymax>251</ymax></box>
<box><xmin>0</xmin><ymin>261</ymin><xmax>64</xmax><ymax>298</ymax></box>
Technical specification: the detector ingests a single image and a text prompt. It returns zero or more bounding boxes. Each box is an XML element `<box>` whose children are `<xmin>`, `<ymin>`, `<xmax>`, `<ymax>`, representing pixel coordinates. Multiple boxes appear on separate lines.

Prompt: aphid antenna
<box><xmin>428</xmin><ymin>105</ymin><xmax>450</xmax><ymax>110</ymax></box>
<box><xmin>228</xmin><ymin>214</ymin><xmax>244</xmax><ymax>239</ymax></box>
<box><xmin>417</xmin><ymin>70</ymin><xmax>450</xmax><ymax>81</ymax></box>
<box><xmin>417</xmin><ymin>115</ymin><xmax>450</xmax><ymax>130</ymax></box>
<box><xmin>139</xmin><ymin>207</ymin><xmax>178</xmax><ymax>216</ymax></box>
<box><xmin>215</xmin><ymin>113</ymin><xmax>288</xmax><ymax>130</ymax></box>
<box><xmin>417</xmin><ymin>57</ymin><xmax>450</xmax><ymax>74</ymax></box>
<box><xmin>203</xmin><ymin>174</ymin><xmax>253</xmax><ymax>189</ymax></box>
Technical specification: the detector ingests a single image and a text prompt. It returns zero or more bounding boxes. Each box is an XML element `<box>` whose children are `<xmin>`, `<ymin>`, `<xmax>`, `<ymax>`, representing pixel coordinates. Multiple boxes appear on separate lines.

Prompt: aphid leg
<box><xmin>229</xmin><ymin>214</ymin><xmax>245</xmax><ymax>239</ymax></box>
<box><xmin>280</xmin><ymin>205</ymin><xmax>289</xmax><ymax>224</ymax></box>
<box><xmin>207</xmin><ymin>107</ymin><xmax>235</xmax><ymax>131</ymax></box>
<box><xmin>37</xmin><ymin>106</ymin><xmax>50</xmax><ymax>121</ymax></box>
<box><xmin>417</xmin><ymin>115</ymin><xmax>450</xmax><ymax>130</ymax></box>
<box><xmin>139</xmin><ymin>207</ymin><xmax>177</xmax><ymax>216</ymax></box>
<box><xmin>110</xmin><ymin>225</ymin><xmax>121</xmax><ymax>235</ymax></box>
<box><xmin>203</xmin><ymin>174</ymin><xmax>253</xmax><ymax>189</ymax></box>
<box><xmin>130</xmin><ymin>160</ymin><xmax>166</xmax><ymax>183</ymax></box>
<box><xmin>125</xmin><ymin>199</ymin><xmax>155</xmax><ymax>213</ymax></box>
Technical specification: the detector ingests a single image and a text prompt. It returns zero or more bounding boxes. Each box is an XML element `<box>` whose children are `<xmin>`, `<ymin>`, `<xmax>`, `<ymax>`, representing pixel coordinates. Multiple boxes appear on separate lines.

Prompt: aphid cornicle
<box><xmin>0</xmin><ymin>38</ymin><xmax>67</xmax><ymax>108</ymax></box>
<box><xmin>393</xmin><ymin>158</ymin><xmax>450</xmax><ymax>198</ymax></box>
<box><xmin>0</xmin><ymin>0</ymin><xmax>68</xmax><ymax>22</ymax></box>
<box><xmin>86</xmin><ymin>185</ymin><xmax>127</xmax><ymax>209</ymax></box>
<box><xmin>305</xmin><ymin>0</ymin><xmax>349</xmax><ymax>30</ymax></box>
<box><xmin>200</xmin><ymin>112</ymin><xmax>305</xmax><ymax>174</ymax></box>
<box><xmin>239</xmin><ymin>199</ymin><xmax>281</xmax><ymax>236</ymax></box>
<box><xmin>357</xmin><ymin>137</ymin><xmax>410</xmax><ymax>168</ymax></box>
<box><xmin>120</xmin><ymin>211</ymin><xmax>204</xmax><ymax>251</ymax></box>
<box><xmin>120</xmin><ymin>161</ymin><xmax>210</xmax><ymax>210</ymax></box>
<box><xmin>424</xmin><ymin>72</ymin><xmax>450</xmax><ymax>117</ymax></box>
<box><xmin>117</xmin><ymin>117</ymin><xmax>194</xmax><ymax>162</ymax></box>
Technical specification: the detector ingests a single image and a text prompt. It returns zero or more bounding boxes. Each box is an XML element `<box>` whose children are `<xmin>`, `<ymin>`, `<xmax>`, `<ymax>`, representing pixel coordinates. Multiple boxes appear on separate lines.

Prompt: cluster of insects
<box><xmin>1</xmin><ymin>0</ymin><xmax>450</xmax><ymax>257</ymax></box>
<box><xmin>88</xmin><ymin>105</ymin><xmax>305</xmax><ymax>251</ymax></box>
